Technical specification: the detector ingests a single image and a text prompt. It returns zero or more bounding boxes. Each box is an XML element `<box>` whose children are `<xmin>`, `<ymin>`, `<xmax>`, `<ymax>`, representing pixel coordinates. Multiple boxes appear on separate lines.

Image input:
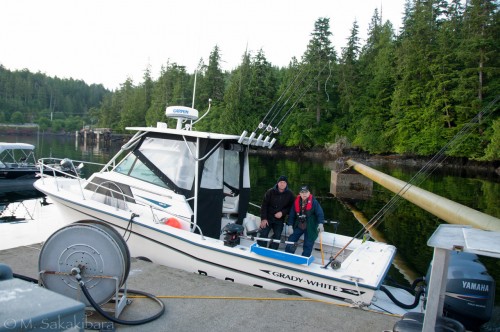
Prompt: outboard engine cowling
<box><xmin>427</xmin><ymin>251</ymin><xmax>495</xmax><ymax>331</ymax></box>
<box><xmin>222</xmin><ymin>223</ymin><xmax>244</xmax><ymax>247</ymax></box>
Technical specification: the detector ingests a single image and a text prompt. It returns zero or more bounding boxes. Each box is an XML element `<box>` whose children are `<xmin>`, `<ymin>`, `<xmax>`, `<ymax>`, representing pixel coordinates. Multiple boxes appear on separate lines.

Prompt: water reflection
<box><xmin>249</xmin><ymin>153</ymin><xmax>500</xmax><ymax>303</ymax></box>
<box><xmin>0</xmin><ymin>189</ymin><xmax>45</xmax><ymax>223</ymax></box>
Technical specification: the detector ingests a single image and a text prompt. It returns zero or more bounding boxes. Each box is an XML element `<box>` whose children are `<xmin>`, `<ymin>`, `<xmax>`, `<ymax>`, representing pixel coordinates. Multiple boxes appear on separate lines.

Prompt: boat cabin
<box><xmin>90</xmin><ymin>107</ymin><xmax>258</xmax><ymax>239</ymax></box>
<box><xmin>118</xmin><ymin>129</ymin><xmax>249</xmax><ymax>238</ymax></box>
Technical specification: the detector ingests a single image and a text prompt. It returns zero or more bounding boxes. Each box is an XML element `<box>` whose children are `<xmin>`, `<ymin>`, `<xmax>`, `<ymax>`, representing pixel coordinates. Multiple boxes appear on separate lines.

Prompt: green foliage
<box><xmin>0</xmin><ymin>65</ymin><xmax>109</xmax><ymax>132</ymax></box>
<box><xmin>1</xmin><ymin>6</ymin><xmax>499</xmax><ymax>161</ymax></box>
<box><xmin>482</xmin><ymin>118</ymin><xmax>500</xmax><ymax>160</ymax></box>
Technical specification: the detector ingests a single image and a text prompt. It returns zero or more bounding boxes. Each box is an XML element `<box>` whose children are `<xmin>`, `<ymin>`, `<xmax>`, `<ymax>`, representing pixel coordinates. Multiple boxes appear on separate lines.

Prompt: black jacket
<box><xmin>260</xmin><ymin>184</ymin><xmax>295</xmax><ymax>223</ymax></box>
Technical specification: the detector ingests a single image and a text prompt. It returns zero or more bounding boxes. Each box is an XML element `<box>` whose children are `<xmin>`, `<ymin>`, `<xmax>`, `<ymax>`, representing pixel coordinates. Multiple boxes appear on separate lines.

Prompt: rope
<box><xmin>124</xmin><ymin>294</ymin><xmax>401</xmax><ymax>317</ymax></box>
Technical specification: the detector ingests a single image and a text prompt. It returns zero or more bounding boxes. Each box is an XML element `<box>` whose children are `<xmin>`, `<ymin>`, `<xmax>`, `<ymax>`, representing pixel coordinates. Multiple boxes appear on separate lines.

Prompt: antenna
<box><xmin>192</xmin><ymin>70</ymin><xmax>198</xmax><ymax>109</ymax></box>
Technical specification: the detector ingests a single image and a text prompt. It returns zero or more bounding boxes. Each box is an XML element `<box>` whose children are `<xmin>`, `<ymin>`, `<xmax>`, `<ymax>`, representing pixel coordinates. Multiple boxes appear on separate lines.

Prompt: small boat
<box><xmin>0</xmin><ymin>142</ymin><xmax>79</xmax><ymax>192</ymax></box>
<box><xmin>34</xmin><ymin>106</ymin><xmax>423</xmax><ymax>315</ymax></box>
<box><xmin>32</xmin><ymin>97</ymin><xmax>498</xmax><ymax>329</ymax></box>
<box><xmin>0</xmin><ymin>143</ymin><xmax>40</xmax><ymax>179</ymax></box>
<box><xmin>0</xmin><ymin>143</ymin><xmax>43</xmax><ymax>192</ymax></box>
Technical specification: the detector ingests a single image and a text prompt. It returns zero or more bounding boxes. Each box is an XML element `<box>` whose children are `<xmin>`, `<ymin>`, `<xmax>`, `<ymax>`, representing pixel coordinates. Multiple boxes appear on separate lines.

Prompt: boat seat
<box><xmin>222</xmin><ymin>186</ymin><xmax>239</xmax><ymax>216</ymax></box>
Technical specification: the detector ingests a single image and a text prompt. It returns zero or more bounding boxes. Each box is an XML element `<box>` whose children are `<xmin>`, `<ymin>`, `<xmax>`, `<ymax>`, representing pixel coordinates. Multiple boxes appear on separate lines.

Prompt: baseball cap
<box><xmin>299</xmin><ymin>185</ymin><xmax>309</xmax><ymax>193</ymax></box>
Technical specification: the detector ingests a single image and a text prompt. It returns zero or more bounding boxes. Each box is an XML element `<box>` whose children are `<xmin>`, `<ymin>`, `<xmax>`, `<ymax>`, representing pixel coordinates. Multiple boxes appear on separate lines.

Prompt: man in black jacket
<box><xmin>258</xmin><ymin>175</ymin><xmax>295</xmax><ymax>249</ymax></box>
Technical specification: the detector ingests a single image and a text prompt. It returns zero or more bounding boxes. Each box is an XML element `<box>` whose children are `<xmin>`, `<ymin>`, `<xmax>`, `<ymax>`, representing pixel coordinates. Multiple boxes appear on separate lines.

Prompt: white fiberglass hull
<box><xmin>34</xmin><ymin>176</ymin><xmax>417</xmax><ymax>314</ymax></box>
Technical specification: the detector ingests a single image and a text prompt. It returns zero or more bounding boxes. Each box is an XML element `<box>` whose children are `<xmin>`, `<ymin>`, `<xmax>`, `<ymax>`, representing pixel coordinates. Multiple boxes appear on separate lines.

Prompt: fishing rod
<box><xmin>264</xmin><ymin>63</ymin><xmax>330</xmax><ymax>134</ymax></box>
<box><xmin>240</xmin><ymin>61</ymin><xmax>331</xmax><ymax>147</ymax></box>
<box><xmin>365</xmin><ymin>94</ymin><xmax>500</xmax><ymax>232</ymax></box>
<box><xmin>255</xmin><ymin>65</ymin><xmax>307</xmax><ymax>132</ymax></box>
<box><xmin>324</xmin><ymin>95</ymin><xmax>500</xmax><ymax>269</ymax></box>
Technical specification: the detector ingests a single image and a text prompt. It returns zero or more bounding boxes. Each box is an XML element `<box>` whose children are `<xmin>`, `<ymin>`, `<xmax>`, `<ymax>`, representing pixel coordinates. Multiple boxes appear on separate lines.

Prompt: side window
<box><xmin>115</xmin><ymin>153</ymin><xmax>168</xmax><ymax>188</ymax></box>
<box><xmin>200</xmin><ymin>147</ymin><xmax>223</xmax><ymax>189</ymax></box>
<box><xmin>223</xmin><ymin>150</ymin><xmax>240</xmax><ymax>190</ymax></box>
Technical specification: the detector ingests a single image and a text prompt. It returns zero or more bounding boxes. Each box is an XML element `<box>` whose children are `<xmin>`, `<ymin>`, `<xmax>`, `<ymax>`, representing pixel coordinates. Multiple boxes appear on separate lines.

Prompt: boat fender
<box><xmin>0</xmin><ymin>263</ymin><xmax>13</xmax><ymax>281</ymax></box>
<box><xmin>162</xmin><ymin>217</ymin><xmax>181</xmax><ymax>229</ymax></box>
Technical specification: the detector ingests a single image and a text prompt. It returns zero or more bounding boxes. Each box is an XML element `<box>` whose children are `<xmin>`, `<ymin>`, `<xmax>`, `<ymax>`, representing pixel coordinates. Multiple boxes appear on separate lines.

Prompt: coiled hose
<box><xmin>14</xmin><ymin>273</ymin><xmax>165</xmax><ymax>327</ymax></box>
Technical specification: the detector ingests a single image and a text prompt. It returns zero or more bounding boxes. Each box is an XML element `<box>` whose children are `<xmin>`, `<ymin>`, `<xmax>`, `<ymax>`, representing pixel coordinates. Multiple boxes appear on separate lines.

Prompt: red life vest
<box><xmin>294</xmin><ymin>194</ymin><xmax>313</xmax><ymax>214</ymax></box>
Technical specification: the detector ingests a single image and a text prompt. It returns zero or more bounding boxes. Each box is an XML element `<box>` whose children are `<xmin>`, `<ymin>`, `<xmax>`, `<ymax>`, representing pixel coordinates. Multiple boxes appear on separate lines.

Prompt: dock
<box><xmin>1</xmin><ymin>245</ymin><xmax>400</xmax><ymax>331</ymax></box>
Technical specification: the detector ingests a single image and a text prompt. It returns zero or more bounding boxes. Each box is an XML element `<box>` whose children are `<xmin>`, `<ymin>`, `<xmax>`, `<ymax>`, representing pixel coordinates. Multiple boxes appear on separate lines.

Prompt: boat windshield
<box><xmin>200</xmin><ymin>146</ymin><xmax>223</xmax><ymax>189</ymax></box>
<box><xmin>114</xmin><ymin>137</ymin><xmax>196</xmax><ymax>190</ymax></box>
<box><xmin>114</xmin><ymin>154</ymin><xmax>168</xmax><ymax>188</ymax></box>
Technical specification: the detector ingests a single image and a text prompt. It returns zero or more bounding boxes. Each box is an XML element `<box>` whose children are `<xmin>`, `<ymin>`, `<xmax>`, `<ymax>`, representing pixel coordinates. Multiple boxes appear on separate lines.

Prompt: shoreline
<box><xmin>1</xmin><ymin>131</ymin><xmax>499</xmax><ymax>176</ymax></box>
<box><xmin>252</xmin><ymin>147</ymin><xmax>500</xmax><ymax>177</ymax></box>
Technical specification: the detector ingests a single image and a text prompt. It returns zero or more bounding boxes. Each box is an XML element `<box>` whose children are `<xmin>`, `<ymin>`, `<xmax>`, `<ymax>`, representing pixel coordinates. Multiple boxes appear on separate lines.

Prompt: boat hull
<box><xmin>35</xmin><ymin>180</ymin><xmax>388</xmax><ymax>306</ymax></box>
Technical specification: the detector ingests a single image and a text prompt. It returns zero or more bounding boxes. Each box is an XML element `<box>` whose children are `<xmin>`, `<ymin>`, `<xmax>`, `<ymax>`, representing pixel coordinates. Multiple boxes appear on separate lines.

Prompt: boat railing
<box><xmin>85</xmin><ymin>182</ymin><xmax>205</xmax><ymax>239</ymax></box>
<box><xmin>38</xmin><ymin>157</ymin><xmax>113</xmax><ymax>176</ymax></box>
<box><xmin>37</xmin><ymin>157</ymin><xmax>205</xmax><ymax>239</ymax></box>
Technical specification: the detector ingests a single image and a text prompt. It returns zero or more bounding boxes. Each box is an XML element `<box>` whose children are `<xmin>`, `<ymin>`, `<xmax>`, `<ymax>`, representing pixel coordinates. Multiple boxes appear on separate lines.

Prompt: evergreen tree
<box><xmin>219</xmin><ymin>51</ymin><xmax>252</xmax><ymax>134</ymax></box>
<box><xmin>0</xmin><ymin>65</ymin><xmax>108</xmax><ymax>131</ymax></box>
<box><xmin>337</xmin><ymin>19</ymin><xmax>362</xmax><ymax>139</ymax></box>
<box><xmin>356</xmin><ymin>10</ymin><xmax>397</xmax><ymax>153</ymax></box>
<box><xmin>145</xmin><ymin>62</ymin><xmax>191</xmax><ymax>128</ymax></box>
<box><xmin>452</xmin><ymin>0</ymin><xmax>499</xmax><ymax>158</ymax></box>
<box><xmin>279</xmin><ymin>58</ymin><xmax>321</xmax><ymax>149</ymax></box>
<box><xmin>390</xmin><ymin>0</ymin><xmax>443</xmax><ymax>155</ymax></box>
<box><xmin>201</xmin><ymin>45</ymin><xmax>225</xmax><ymax>104</ymax></box>
<box><xmin>247</xmin><ymin>49</ymin><xmax>278</xmax><ymax>128</ymax></box>
<box><xmin>302</xmin><ymin>17</ymin><xmax>337</xmax><ymax>125</ymax></box>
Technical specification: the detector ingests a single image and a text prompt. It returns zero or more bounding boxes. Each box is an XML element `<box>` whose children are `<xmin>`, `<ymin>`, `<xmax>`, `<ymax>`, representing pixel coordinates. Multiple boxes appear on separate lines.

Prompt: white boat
<box><xmin>0</xmin><ymin>143</ymin><xmax>42</xmax><ymax>191</ymax></box>
<box><xmin>34</xmin><ymin>106</ymin><xmax>422</xmax><ymax>315</ymax></box>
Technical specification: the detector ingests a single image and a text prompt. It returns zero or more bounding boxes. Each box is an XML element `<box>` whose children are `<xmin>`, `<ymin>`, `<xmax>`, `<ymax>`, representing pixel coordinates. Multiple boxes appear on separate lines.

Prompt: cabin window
<box><xmin>139</xmin><ymin>137</ymin><xmax>195</xmax><ymax>190</ymax></box>
<box><xmin>223</xmin><ymin>150</ymin><xmax>240</xmax><ymax>190</ymax></box>
<box><xmin>114</xmin><ymin>153</ymin><xmax>168</xmax><ymax>188</ymax></box>
<box><xmin>200</xmin><ymin>147</ymin><xmax>223</xmax><ymax>189</ymax></box>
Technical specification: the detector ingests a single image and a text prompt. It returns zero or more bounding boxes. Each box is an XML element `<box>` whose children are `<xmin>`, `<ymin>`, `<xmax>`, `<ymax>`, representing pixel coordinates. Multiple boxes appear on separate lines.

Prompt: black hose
<box><xmin>380</xmin><ymin>285</ymin><xmax>424</xmax><ymax>310</ymax></box>
<box><xmin>411</xmin><ymin>276</ymin><xmax>425</xmax><ymax>289</ymax></box>
<box><xmin>13</xmin><ymin>273</ymin><xmax>38</xmax><ymax>283</ymax></box>
<box><xmin>13</xmin><ymin>272</ymin><xmax>165</xmax><ymax>326</ymax></box>
<box><xmin>77</xmin><ymin>276</ymin><xmax>165</xmax><ymax>326</ymax></box>
<box><xmin>384</xmin><ymin>275</ymin><xmax>426</xmax><ymax>294</ymax></box>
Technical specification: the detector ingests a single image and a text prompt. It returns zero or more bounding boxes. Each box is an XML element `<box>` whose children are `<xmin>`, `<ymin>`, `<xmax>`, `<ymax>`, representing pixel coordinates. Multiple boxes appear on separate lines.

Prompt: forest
<box><xmin>0</xmin><ymin>0</ymin><xmax>498</xmax><ymax>160</ymax></box>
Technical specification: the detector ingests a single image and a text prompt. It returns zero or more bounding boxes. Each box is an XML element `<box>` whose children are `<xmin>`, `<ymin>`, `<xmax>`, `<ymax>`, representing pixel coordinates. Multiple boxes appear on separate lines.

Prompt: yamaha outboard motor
<box><xmin>427</xmin><ymin>251</ymin><xmax>495</xmax><ymax>331</ymax></box>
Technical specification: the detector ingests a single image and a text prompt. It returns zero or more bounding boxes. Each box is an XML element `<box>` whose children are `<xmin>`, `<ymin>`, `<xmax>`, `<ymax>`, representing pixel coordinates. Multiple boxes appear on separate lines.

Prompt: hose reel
<box><xmin>38</xmin><ymin>220</ymin><xmax>130</xmax><ymax>308</ymax></box>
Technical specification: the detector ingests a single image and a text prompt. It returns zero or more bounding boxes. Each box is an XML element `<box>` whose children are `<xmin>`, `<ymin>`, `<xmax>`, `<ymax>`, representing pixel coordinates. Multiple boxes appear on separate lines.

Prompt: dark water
<box><xmin>3</xmin><ymin>134</ymin><xmax>500</xmax><ymax>303</ymax></box>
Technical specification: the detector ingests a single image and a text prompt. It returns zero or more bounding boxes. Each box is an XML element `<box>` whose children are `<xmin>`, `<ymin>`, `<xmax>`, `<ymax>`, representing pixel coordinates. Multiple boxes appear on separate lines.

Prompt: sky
<box><xmin>1</xmin><ymin>0</ymin><xmax>406</xmax><ymax>90</ymax></box>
